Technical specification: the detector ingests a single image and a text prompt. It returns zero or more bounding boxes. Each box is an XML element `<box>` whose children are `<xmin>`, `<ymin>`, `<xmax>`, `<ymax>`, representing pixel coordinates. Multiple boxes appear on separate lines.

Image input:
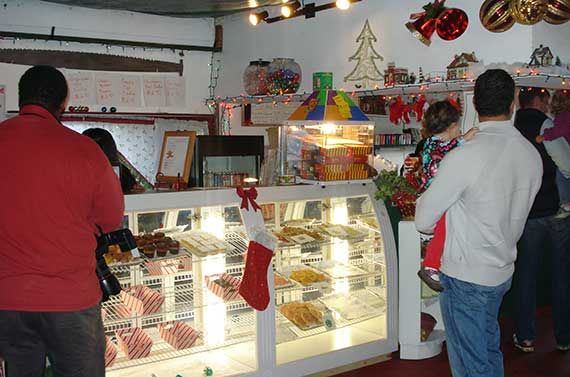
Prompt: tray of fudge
<box><xmin>278</xmin><ymin>301</ymin><xmax>325</xmax><ymax>331</ymax></box>
<box><xmin>278</xmin><ymin>265</ymin><xmax>330</xmax><ymax>288</ymax></box>
<box><xmin>174</xmin><ymin>231</ymin><xmax>232</xmax><ymax>258</ymax></box>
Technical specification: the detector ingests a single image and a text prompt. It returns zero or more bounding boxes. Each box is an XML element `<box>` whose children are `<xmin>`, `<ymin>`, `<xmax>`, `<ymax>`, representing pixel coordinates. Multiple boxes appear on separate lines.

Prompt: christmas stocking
<box><xmin>239</xmin><ymin>240</ymin><xmax>274</xmax><ymax>311</ymax></box>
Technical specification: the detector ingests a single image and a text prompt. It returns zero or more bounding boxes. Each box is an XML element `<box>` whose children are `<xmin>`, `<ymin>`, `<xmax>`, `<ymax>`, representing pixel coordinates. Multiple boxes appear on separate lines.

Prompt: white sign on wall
<box><xmin>143</xmin><ymin>77</ymin><xmax>166</xmax><ymax>107</ymax></box>
<box><xmin>165</xmin><ymin>76</ymin><xmax>186</xmax><ymax>107</ymax></box>
<box><xmin>120</xmin><ymin>76</ymin><xmax>142</xmax><ymax>107</ymax></box>
<box><xmin>95</xmin><ymin>73</ymin><xmax>121</xmax><ymax>105</ymax></box>
<box><xmin>67</xmin><ymin>72</ymin><xmax>96</xmax><ymax>105</ymax></box>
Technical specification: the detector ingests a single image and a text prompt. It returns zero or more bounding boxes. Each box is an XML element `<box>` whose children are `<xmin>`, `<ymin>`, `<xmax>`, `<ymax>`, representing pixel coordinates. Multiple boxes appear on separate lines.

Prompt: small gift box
<box><xmin>205</xmin><ymin>273</ymin><xmax>241</xmax><ymax>301</ymax></box>
<box><xmin>104</xmin><ymin>336</ymin><xmax>117</xmax><ymax>367</ymax></box>
<box><xmin>158</xmin><ymin>321</ymin><xmax>200</xmax><ymax>350</ymax></box>
<box><xmin>121</xmin><ymin>285</ymin><xmax>164</xmax><ymax>316</ymax></box>
<box><xmin>115</xmin><ymin>327</ymin><xmax>153</xmax><ymax>360</ymax></box>
<box><xmin>146</xmin><ymin>255</ymin><xmax>192</xmax><ymax>276</ymax></box>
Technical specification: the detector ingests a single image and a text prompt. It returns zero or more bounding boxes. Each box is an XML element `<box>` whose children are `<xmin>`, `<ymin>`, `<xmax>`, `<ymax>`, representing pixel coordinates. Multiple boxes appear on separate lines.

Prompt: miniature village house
<box><xmin>529</xmin><ymin>45</ymin><xmax>554</xmax><ymax>67</ymax></box>
<box><xmin>384</xmin><ymin>62</ymin><xmax>409</xmax><ymax>87</ymax></box>
<box><xmin>446</xmin><ymin>52</ymin><xmax>479</xmax><ymax>80</ymax></box>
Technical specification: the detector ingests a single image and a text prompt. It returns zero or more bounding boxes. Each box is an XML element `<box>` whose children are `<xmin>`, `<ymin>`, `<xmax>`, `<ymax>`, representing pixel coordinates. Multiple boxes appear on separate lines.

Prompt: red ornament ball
<box><xmin>436</xmin><ymin>8</ymin><xmax>469</xmax><ymax>41</ymax></box>
<box><xmin>544</xmin><ymin>0</ymin><xmax>570</xmax><ymax>24</ymax></box>
<box><xmin>480</xmin><ymin>0</ymin><xmax>516</xmax><ymax>32</ymax></box>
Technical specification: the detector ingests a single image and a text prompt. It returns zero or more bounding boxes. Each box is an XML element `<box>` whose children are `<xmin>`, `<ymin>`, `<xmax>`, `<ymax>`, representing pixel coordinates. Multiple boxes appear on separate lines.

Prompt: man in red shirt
<box><xmin>0</xmin><ymin>66</ymin><xmax>124</xmax><ymax>376</ymax></box>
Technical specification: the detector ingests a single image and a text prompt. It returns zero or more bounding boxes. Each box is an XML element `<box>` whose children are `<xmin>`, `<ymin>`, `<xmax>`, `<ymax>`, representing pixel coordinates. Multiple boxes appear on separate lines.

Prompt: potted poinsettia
<box><xmin>374</xmin><ymin>159</ymin><xmax>420</xmax><ymax>220</ymax></box>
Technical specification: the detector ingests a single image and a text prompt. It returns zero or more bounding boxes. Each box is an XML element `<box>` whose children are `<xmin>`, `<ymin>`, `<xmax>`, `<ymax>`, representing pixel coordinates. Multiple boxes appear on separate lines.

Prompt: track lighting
<box><xmin>249</xmin><ymin>0</ymin><xmax>362</xmax><ymax>25</ymax></box>
<box><xmin>336</xmin><ymin>0</ymin><xmax>353</xmax><ymax>10</ymax></box>
<box><xmin>281</xmin><ymin>1</ymin><xmax>301</xmax><ymax>18</ymax></box>
<box><xmin>249</xmin><ymin>10</ymin><xmax>269</xmax><ymax>25</ymax></box>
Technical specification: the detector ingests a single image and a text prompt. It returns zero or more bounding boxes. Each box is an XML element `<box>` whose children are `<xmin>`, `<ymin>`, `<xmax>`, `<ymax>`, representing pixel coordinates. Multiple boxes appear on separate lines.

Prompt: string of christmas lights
<box><xmin>207</xmin><ymin>73</ymin><xmax>570</xmax><ymax>108</ymax></box>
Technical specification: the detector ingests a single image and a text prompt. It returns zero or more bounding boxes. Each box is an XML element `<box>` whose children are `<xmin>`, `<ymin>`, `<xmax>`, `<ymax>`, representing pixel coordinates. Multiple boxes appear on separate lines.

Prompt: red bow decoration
<box><xmin>237</xmin><ymin>187</ymin><xmax>262</xmax><ymax>212</ymax></box>
<box><xmin>414</xmin><ymin>95</ymin><xmax>427</xmax><ymax>122</ymax></box>
<box><xmin>389</xmin><ymin>96</ymin><xmax>412</xmax><ymax>125</ymax></box>
<box><xmin>448</xmin><ymin>97</ymin><xmax>462</xmax><ymax>114</ymax></box>
<box><xmin>409</xmin><ymin>0</ymin><xmax>446</xmax><ymax>20</ymax></box>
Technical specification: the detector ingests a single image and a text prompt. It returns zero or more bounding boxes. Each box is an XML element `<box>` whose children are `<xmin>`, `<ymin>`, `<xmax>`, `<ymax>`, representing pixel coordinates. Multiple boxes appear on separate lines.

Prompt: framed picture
<box><xmin>156</xmin><ymin>131</ymin><xmax>196</xmax><ymax>184</ymax></box>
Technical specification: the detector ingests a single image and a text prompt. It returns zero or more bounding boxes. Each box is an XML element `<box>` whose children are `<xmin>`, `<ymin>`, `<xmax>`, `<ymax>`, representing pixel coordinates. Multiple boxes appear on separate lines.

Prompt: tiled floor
<box><xmin>334</xmin><ymin>307</ymin><xmax>570</xmax><ymax>377</ymax></box>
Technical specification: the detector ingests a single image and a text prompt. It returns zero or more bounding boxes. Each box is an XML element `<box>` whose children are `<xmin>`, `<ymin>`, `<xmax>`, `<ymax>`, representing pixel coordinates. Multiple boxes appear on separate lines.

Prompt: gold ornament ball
<box><xmin>480</xmin><ymin>0</ymin><xmax>516</xmax><ymax>32</ymax></box>
<box><xmin>544</xmin><ymin>0</ymin><xmax>570</xmax><ymax>24</ymax></box>
<box><xmin>509</xmin><ymin>0</ymin><xmax>548</xmax><ymax>25</ymax></box>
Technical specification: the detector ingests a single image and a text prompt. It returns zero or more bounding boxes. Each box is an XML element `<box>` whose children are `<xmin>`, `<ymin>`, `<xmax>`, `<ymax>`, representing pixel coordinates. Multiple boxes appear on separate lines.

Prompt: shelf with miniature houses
<box><xmin>209</xmin><ymin>72</ymin><xmax>570</xmax><ymax>108</ymax></box>
<box><xmin>104</xmin><ymin>183</ymin><xmax>397</xmax><ymax>376</ymax></box>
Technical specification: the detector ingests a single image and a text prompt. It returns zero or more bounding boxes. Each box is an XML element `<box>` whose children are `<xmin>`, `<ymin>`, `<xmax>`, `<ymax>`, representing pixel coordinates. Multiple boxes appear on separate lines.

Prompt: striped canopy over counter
<box><xmin>286</xmin><ymin>90</ymin><xmax>370</xmax><ymax>125</ymax></box>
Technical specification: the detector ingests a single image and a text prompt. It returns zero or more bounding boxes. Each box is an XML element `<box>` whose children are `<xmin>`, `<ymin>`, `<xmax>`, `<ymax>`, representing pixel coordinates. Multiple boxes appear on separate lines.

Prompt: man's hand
<box><xmin>535</xmin><ymin>135</ymin><xmax>545</xmax><ymax>143</ymax></box>
<box><xmin>464</xmin><ymin>127</ymin><xmax>480</xmax><ymax>141</ymax></box>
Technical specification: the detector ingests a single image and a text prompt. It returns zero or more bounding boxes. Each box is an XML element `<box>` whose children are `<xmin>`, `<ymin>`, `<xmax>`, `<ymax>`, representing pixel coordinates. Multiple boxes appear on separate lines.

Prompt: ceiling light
<box><xmin>281</xmin><ymin>1</ymin><xmax>301</xmax><ymax>18</ymax></box>
<box><xmin>249</xmin><ymin>10</ymin><xmax>269</xmax><ymax>25</ymax></box>
<box><xmin>248</xmin><ymin>0</ymin><xmax>259</xmax><ymax>8</ymax></box>
<box><xmin>336</xmin><ymin>0</ymin><xmax>351</xmax><ymax>10</ymax></box>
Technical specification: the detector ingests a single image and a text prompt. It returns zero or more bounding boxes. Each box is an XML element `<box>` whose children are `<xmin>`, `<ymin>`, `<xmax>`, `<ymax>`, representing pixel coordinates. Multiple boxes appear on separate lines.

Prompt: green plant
<box><xmin>374</xmin><ymin>169</ymin><xmax>416</xmax><ymax>202</ymax></box>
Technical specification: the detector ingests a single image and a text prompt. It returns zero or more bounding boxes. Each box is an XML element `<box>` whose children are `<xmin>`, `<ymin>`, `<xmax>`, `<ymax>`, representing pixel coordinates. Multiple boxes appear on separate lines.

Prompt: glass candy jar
<box><xmin>243</xmin><ymin>60</ymin><xmax>270</xmax><ymax>96</ymax></box>
<box><xmin>267</xmin><ymin>58</ymin><xmax>302</xmax><ymax>95</ymax></box>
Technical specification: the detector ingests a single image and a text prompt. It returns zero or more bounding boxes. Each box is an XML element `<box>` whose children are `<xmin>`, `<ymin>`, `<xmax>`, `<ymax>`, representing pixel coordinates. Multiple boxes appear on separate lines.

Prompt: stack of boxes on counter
<box><xmin>298</xmin><ymin>138</ymin><xmax>373</xmax><ymax>181</ymax></box>
<box><xmin>203</xmin><ymin>171</ymin><xmax>250</xmax><ymax>188</ymax></box>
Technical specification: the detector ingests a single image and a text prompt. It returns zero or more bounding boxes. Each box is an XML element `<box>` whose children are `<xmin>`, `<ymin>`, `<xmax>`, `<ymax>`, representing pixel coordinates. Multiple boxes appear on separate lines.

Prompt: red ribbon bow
<box><xmin>237</xmin><ymin>187</ymin><xmax>262</xmax><ymax>212</ymax></box>
<box><xmin>409</xmin><ymin>0</ymin><xmax>445</xmax><ymax>20</ymax></box>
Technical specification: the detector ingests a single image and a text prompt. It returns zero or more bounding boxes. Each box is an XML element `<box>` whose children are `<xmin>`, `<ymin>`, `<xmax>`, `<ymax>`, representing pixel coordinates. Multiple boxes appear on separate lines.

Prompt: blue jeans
<box><xmin>557</xmin><ymin>170</ymin><xmax>570</xmax><ymax>204</ymax></box>
<box><xmin>513</xmin><ymin>214</ymin><xmax>570</xmax><ymax>346</ymax></box>
<box><xmin>440</xmin><ymin>273</ymin><xmax>512</xmax><ymax>377</ymax></box>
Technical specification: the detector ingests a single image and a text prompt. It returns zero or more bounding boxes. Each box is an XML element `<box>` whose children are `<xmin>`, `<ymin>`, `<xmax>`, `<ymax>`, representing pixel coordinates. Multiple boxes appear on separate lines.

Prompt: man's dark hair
<box><xmin>518</xmin><ymin>87</ymin><xmax>550</xmax><ymax>109</ymax></box>
<box><xmin>423</xmin><ymin>100</ymin><xmax>461</xmax><ymax>136</ymax></box>
<box><xmin>474</xmin><ymin>69</ymin><xmax>515</xmax><ymax>117</ymax></box>
<box><xmin>18</xmin><ymin>65</ymin><xmax>68</xmax><ymax>116</ymax></box>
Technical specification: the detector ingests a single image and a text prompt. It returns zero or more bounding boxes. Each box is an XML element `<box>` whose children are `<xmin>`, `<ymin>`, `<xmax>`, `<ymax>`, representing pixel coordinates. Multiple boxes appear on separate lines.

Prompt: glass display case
<box><xmin>190</xmin><ymin>136</ymin><xmax>264</xmax><ymax>188</ymax></box>
<box><xmin>279</xmin><ymin>123</ymin><xmax>375</xmax><ymax>183</ymax></box>
<box><xmin>104</xmin><ymin>183</ymin><xmax>397</xmax><ymax>377</ymax></box>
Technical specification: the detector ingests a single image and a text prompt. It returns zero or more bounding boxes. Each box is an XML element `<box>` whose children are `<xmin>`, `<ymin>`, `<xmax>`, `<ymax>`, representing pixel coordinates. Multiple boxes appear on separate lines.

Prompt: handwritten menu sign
<box><xmin>165</xmin><ymin>77</ymin><xmax>186</xmax><ymax>107</ymax></box>
<box><xmin>157</xmin><ymin>131</ymin><xmax>196</xmax><ymax>183</ymax></box>
<box><xmin>95</xmin><ymin>74</ymin><xmax>120</xmax><ymax>105</ymax></box>
<box><xmin>246</xmin><ymin>102</ymin><xmax>302</xmax><ymax>126</ymax></box>
<box><xmin>143</xmin><ymin>77</ymin><xmax>166</xmax><ymax>107</ymax></box>
<box><xmin>66</xmin><ymin>72</ymin><xmax>95</xmax><ymax>105</ymax></box>
<box><xmin>120</xmin><ymin>77</ymin><xmax>142</xmax><ymax>107</ymax></box>
<box><xmin>160</xmin><ymin>136</ymin><xmax>189</xmax><ymax>177</ymax></box>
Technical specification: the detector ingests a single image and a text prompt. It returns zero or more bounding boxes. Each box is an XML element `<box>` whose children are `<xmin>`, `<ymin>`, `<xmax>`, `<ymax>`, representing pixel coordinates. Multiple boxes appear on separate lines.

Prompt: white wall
<box><xmin>0</xmin><ymin>0</ymin><xmax>214</xmax><ymax>113</ymax></box>
<box><xmin>532</xmin><ymin>21</ymin><xmax>570</xmax><ymax>63</ymax></box>
<box><xmin>217</xmin><ymin>0</ymin><xmax>534</xmax><ymax>98</ymax></box>
<box><xmin>217</xmin><ymin>0</ymin><xmax>570</xmax><ymax>139</ymax></box>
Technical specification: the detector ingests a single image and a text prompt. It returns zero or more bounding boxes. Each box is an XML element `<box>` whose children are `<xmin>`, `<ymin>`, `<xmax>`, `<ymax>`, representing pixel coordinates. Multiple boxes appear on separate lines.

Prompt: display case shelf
<box><xmin>107</xmin><ymin>311</ymin><xmax>256</xmax><ymax>372</ymax></box>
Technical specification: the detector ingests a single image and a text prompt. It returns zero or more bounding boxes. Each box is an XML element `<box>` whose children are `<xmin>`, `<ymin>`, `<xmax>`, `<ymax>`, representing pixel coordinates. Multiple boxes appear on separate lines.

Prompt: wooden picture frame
<box><xmin>156</xmin><ymin>131</ymin><xmax>196</xmax><ymax>184</ymax></box>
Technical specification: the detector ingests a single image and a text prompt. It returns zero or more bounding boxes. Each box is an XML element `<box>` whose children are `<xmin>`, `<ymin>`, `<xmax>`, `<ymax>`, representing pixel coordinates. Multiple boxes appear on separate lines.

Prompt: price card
<box><xmin>289</xmin><ymin>234</ymin><xmax>315</xmax><ymax>244</ymax></box>
<box><xmin>131</xmin><ymin>247</ymin><xmax>141</xmax><ymax>258</ymax></box>
<box><xmin>325</xmin><ymin>225</ymin><xmax>347</xmax><ymax>238</ymax></box>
